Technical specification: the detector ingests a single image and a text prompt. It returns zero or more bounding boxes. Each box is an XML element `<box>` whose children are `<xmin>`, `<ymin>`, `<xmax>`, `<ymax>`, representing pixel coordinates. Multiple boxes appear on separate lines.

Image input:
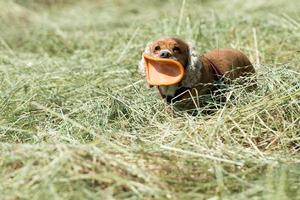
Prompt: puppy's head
<box><xmin>148</xmin><ymin>37</ymin><xmax>190</xmax><ymax>67</ymax></box>
<box><xmin>139</xmin><ymin>37</ymin><xmax>201</xmax><ymax>98</ymax></box>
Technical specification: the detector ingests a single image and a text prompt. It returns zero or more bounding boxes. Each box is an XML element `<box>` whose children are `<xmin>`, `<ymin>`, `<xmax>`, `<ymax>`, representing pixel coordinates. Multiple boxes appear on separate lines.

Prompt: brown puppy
<box><xmin>139</xmin><ymin>37</ymin><xmax>255</xmax><ymax>105</ymax></box>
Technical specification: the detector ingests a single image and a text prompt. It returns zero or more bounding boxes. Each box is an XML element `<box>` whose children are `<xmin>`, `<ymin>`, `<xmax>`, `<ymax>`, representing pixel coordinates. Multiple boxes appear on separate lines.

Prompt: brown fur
<box><xmin>187</xmin><ymin>48</ymin><xmax>256</xmax><ymax>97</ymax></box>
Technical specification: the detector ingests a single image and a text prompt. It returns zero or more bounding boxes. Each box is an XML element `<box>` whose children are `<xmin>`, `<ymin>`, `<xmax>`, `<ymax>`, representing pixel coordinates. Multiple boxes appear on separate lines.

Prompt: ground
<box><xmin>0</xmin><ymin>0</ymin><xmax>300</xmax><ymax>199</ymax></box>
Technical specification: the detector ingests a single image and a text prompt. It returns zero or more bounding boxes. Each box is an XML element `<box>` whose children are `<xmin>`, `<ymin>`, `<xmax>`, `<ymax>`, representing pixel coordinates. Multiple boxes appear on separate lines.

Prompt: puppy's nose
<box><xmin>159</xmin><ymin>50</ymin><xmax>172</xmax><ymax>58</ymax></box>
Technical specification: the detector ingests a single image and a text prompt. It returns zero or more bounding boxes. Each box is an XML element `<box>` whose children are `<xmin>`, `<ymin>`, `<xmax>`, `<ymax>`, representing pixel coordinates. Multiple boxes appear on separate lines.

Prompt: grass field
<box><xmin>1</xmin><ymin>0</ymin><xmax>300</xmax><ymax>199</ymax></box>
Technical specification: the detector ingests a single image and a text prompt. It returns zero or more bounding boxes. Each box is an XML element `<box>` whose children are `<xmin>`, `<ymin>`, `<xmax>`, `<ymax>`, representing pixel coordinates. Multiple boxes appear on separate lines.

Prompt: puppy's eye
<box><xmin>173</xmin><ymin>47</ymin><xmax>181</xmax><ymax>52</ymax></box>
<box><xmin>154</xmin><ymin>46</ymin><xmax>160</xmax><ymax>51</ymax></box>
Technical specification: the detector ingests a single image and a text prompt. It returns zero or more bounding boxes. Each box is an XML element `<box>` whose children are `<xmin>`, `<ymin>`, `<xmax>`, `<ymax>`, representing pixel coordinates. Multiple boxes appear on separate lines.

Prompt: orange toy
<box><xmin>143</xmin><ymin>54</ymin><xmax>184</xmax><ymax>86</ymax></box>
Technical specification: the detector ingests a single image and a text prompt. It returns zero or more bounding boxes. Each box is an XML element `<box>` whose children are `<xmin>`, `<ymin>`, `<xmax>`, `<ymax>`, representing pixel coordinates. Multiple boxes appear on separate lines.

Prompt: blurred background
<box><xmin>1</xmin><ymin>0</ymin><xmax>299</xmax><ymax>65</ymax></box>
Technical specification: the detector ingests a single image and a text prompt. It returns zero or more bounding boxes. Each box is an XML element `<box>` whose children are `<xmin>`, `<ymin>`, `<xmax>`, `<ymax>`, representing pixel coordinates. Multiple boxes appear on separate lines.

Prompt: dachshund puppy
<box><xmin>139</xmin><ymin>37</ymin><xmax>256</xmax><ymax>105</ymax></box>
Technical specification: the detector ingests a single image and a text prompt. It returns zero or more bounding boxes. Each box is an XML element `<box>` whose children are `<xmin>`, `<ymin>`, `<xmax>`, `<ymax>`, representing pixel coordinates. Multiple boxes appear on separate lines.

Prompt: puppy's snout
<box><xmin>159</xmin><ymin>50</ymin><xmax>172</xmax><ymax>58</ymax></box>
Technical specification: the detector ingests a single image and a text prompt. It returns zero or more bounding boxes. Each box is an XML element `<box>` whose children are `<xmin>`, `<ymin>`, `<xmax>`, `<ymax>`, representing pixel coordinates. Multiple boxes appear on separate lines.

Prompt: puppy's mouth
<box><xmin>154</xmin><ymin>54</ymin><xmax>178</xmax><ymax>61</ymax></box>
<box><xmin>143</xmin><ymin>54</ymin><xmax>185</xmax><ymax>87</ymax></box>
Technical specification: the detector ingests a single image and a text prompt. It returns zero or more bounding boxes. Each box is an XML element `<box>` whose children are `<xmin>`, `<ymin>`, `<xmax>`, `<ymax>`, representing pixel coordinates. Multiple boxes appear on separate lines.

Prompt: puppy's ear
<box><xmin>181</xmin><ymin>42</ymin><xmax>202</xmax><ymax>88</ymax></box>
<box><xmin>138</xmin><ymin>42</ymin><xmax>151</xmax><ymax>77</ymax></box>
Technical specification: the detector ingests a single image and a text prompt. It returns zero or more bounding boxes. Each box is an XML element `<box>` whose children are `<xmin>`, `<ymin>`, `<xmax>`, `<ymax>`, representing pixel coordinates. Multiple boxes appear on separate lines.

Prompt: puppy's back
<box><xmin>203</xmin><ymin>48</ymin><xmax>255</xmax><ymax>80</ymax></box>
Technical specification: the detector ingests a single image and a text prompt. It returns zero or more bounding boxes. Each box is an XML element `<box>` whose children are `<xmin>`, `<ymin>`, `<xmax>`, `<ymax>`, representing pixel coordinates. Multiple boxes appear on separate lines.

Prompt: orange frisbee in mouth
<box><xmin>143</xmin><ymin>54</ymin><xmax>185</xmax><ymax>86</ymax></box>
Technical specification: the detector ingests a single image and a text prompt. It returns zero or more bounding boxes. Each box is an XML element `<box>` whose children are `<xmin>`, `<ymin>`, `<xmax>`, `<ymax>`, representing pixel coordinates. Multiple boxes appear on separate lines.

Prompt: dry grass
<box><xmin>0</xmin><ymin>0</ymin><xmax>300</xmax><ymax>199</ymax></box>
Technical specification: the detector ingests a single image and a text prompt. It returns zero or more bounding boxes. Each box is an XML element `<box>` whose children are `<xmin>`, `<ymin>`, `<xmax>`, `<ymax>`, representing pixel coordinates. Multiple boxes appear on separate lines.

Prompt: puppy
<box><xmin>139</xmin><ymin>37</ymin><xmax>255</xmax><ymax>105</ymax></box>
